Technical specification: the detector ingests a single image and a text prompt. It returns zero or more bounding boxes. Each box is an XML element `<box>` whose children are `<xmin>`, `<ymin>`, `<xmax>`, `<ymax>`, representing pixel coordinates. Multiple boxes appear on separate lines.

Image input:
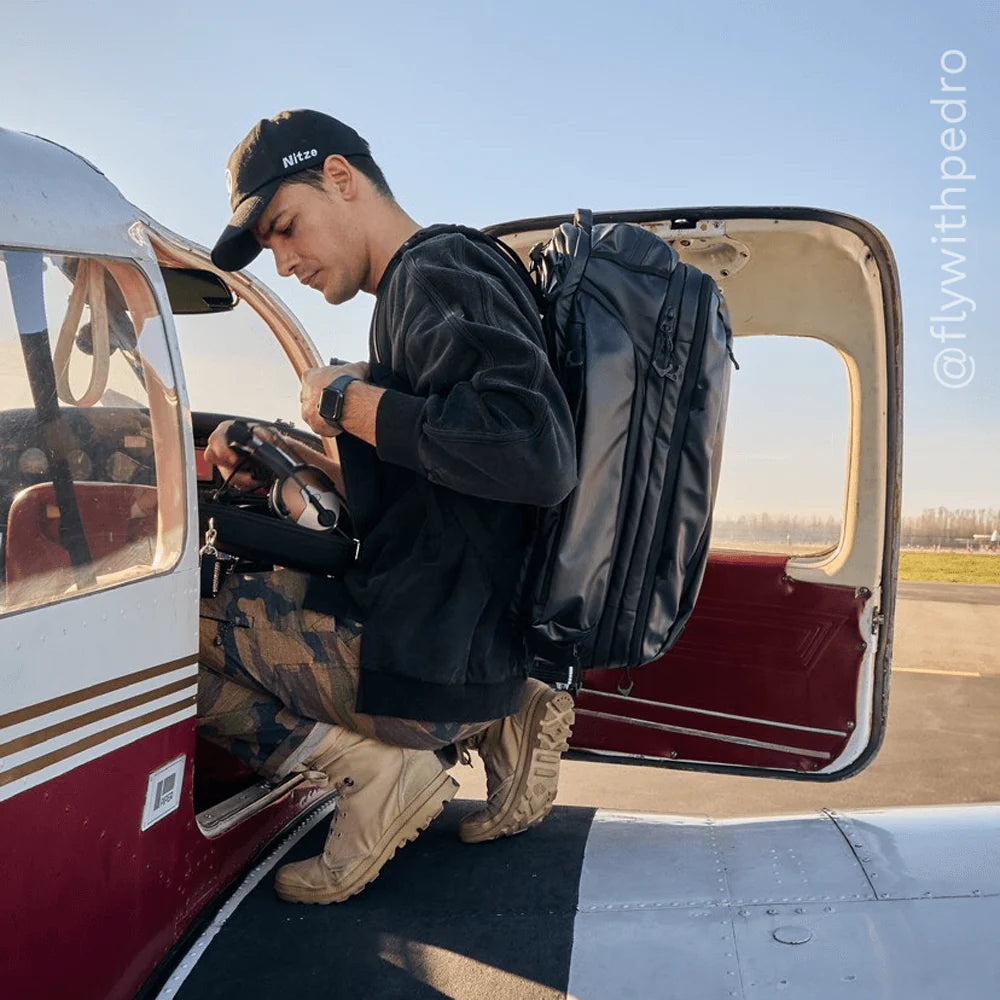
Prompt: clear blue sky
<box><xmin>2</xmin><ymin>0</ymin><xmax>997</xmax><ymax>517</ymax></box>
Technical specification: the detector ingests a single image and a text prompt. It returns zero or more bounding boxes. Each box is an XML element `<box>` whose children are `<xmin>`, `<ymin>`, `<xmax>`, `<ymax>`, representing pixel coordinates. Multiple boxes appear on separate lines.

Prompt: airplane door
<box><xmin>485</xmin><ymin>209</ymin><xmax>901</xmax><ymax>778</ymax></box>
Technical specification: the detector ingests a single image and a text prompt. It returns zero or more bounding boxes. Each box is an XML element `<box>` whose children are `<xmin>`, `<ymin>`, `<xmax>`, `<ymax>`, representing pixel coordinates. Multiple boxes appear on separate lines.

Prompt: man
<box><xmin>200</xmin><ymin>109</ymin><xmax>578</xmax><ymax>904</ymax></box>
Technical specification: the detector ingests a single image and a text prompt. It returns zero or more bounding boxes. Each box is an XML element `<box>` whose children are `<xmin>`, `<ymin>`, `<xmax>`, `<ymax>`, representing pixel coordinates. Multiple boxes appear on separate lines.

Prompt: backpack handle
<box><xmin>573</xmin><ymin>208</ymin><xmax>594</xmax><ymax>232</ymax></box>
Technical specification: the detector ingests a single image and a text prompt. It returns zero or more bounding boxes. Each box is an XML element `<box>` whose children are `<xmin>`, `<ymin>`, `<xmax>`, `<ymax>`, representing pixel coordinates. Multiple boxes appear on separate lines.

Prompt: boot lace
<box><xmin>456</xmin><ymin>733</ymin><xmax>484</xmax><ymax>767</ymax></box>
<box><xmin>288</xmin><ymin>764</ymin><xmax>356</xmax><ymax>794</ymax></box>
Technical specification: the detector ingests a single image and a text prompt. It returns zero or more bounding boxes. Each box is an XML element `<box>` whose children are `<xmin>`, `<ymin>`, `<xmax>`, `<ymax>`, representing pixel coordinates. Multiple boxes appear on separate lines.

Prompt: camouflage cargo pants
<box><xmin>198</xmin><ymin>568</ymin><xmax>493</xmax><ymax>779</ymax></box>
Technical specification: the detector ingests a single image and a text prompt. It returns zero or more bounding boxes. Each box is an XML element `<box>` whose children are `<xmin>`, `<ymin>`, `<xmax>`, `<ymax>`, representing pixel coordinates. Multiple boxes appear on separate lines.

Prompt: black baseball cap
<box><xmin>211</xmin><ymin>109</ymin><xmax>371</xmax><ymax>272</ymax></box>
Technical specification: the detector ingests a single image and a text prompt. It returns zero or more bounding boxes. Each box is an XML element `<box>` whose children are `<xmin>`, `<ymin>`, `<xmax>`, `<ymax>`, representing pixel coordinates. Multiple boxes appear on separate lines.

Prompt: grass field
<box><xmin>899</xmin><ymin>551</ymin><xmax>1000</xmax><ymax>584</ymax></box>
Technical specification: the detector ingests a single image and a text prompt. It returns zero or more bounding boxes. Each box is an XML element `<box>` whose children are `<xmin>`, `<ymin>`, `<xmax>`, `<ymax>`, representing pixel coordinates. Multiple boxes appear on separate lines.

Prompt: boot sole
<box><xmin>275</xmin><ymin>771</ymin><xmax>459</xmax><ymax>904</ymax></box>
<box><xmin>459</xmin><ymin>688</ymin><xmax>574</xmax><ymax>844</ymax></box>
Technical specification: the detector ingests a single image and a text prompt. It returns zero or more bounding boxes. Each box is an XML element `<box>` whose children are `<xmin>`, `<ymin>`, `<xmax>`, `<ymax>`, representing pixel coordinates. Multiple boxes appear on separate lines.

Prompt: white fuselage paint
<box><xmin>567</xmin><ymin>804</ymin><xmax>1000</xmax><ymax>999</ymax></box>
<box><xmin>0</xmin><ymin>128</ymin><xmax>204</xmax><ymax>801</ymax></box>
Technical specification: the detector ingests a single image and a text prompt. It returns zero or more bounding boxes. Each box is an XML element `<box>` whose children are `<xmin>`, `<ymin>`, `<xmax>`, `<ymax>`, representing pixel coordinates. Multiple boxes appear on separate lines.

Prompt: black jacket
<box><xmin>336</xmin><ymin>227</ymin><xmax>576</xmax><ymax>722</ymax></box>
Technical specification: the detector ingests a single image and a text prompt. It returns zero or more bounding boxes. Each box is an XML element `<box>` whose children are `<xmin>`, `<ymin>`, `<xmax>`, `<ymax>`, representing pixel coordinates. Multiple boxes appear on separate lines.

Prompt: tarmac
<box><xmin>456</xmin><ymin>581</ymin><xmax>1000</xmax><ymax>817</ymax></box>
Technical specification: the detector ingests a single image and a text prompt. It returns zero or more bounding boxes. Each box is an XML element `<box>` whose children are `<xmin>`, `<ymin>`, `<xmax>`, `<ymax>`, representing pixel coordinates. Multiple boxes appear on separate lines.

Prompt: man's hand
<box><xmin>300</xmin><ymin>361</ymin><xmax>371</xmax><ymax>437</ymax></box>
<box><xmin>205</xmin><ymin>419</ymin><xmax>253</xmax><ymax>488</ymax></box>
<box><xmin>204</xmin><ymin>419</ymin><xmax>286</xmax><ymax>489</ymax></box>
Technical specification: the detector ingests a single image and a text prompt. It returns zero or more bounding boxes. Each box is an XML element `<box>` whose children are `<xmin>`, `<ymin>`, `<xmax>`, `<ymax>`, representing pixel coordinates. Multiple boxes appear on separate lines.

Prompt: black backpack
<box><xmin>381</xmin><ymin>212</ymin><xmax>736</xmax><ymax>687</ymax></box>
<box><xmin>512</xmin><ymin>211</ymin><xmax>735</xmax><ymax>687</ymax></box>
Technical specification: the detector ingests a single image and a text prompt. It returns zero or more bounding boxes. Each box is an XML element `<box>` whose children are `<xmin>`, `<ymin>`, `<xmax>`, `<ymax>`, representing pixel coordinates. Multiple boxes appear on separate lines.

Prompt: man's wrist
<box><xmin>339</xmin><ymin>380</ymin><xmax>385</xmax><ymax>445</ymax></box>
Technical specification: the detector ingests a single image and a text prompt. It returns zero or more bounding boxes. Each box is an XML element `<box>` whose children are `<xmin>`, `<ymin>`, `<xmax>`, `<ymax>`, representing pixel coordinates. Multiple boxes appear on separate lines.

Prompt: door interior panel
<box><xmin>572</xmin><ymin>551</ymin><xmax>867</xmax><ymax>774</ymax></box>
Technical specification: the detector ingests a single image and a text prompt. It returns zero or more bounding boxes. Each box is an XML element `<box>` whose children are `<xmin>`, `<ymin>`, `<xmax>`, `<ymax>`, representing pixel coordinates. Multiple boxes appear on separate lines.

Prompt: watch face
<box><xmin>319</xmin><ymin>384</ymin><xmax>344</xmax><ymax>424</ymax></box>
<box><xmin>320</xmin><ymin>375</ymin><xmax>355</xmax><ymax>426</ymax></box>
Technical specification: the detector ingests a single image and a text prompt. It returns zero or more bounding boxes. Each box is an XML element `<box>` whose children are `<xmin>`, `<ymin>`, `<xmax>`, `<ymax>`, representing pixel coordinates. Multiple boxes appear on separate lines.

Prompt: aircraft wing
<box><xmin>153</xmin><ymin>800</ymin><xmax>1000</xmax><ymax>999</ymax></box>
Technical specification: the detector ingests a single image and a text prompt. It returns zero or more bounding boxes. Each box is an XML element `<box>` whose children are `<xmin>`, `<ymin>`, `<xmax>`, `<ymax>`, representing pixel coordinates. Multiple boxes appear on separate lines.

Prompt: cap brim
<box><xmin>210</xmin><ymin>177</ymin><xmax>283</xmax><ymax>272</ymax></box>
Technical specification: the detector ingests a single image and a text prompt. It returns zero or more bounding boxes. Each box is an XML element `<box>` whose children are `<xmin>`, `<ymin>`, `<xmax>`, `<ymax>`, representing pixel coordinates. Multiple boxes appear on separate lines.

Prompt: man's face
<box><xmin>254</xmin><ymin>173</ymin><xmax>368</xmax><ymax>304</ymax></box>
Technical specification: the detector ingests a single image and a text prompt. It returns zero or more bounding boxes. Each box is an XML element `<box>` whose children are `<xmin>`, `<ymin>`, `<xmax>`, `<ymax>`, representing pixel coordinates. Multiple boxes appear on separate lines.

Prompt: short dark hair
<box><xmin>287</xmin><ymin>154</ymin><xmax>394</xmax><ymax>200</ymax></box>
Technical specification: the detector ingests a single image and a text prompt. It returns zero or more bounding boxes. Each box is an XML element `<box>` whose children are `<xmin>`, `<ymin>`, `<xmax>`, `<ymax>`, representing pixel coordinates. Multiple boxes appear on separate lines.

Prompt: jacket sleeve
<box><xmin>374</xmin><ymin>238</ymin><xmax>577</xmax><ymax>507</ymax></box>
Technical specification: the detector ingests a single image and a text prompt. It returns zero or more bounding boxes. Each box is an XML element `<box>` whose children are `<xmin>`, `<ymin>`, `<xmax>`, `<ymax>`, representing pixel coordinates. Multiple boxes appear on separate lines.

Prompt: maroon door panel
<box><xmin>571</xmin><ymin>552</ymin><xmax>868</xmax><ymax>774</ymax></box>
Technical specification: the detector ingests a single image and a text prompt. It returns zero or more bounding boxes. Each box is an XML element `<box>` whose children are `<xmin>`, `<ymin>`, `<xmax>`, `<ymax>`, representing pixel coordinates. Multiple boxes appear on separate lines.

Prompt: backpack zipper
<box><xmin>627</xmin><ymin>272</ymin><xmax>715</xmax><ymax>666</ymax></box>
<box><xmin>591</xmin><ymin>263</ymin><xmax>689</xmax><ymax>666</ymax></box>
<box><xmin>651</xmin><ymin>254</ymin><xmax>687</xmax><ymax>379</ymax></box>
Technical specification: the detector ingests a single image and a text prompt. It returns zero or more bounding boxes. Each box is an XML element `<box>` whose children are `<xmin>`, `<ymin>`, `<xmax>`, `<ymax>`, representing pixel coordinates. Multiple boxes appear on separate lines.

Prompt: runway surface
<box><xmin>897</xmin><ymin>581</ymin><xmax>1000</xmax><ymax>605</ymax></box>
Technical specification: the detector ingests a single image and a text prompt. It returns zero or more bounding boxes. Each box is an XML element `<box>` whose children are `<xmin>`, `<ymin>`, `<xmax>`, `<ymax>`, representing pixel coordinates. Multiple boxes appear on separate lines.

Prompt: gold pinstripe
<box><xmin>0</xmin><ymin>695</ymin><xmax>196</xmax><ymax>787</ymax></box>
<box><xmin>0</xmin><ymin>654</ymin><xmax>197</xmax><ymax>728</ymax></box>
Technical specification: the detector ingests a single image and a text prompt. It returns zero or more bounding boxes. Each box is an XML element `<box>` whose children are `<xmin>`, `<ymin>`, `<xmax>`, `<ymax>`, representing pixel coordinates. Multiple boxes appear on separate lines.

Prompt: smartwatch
<box><xmin>319</xmin><ymin>374</ymin><xmax>358</xmax><ymax>430</ymax></box>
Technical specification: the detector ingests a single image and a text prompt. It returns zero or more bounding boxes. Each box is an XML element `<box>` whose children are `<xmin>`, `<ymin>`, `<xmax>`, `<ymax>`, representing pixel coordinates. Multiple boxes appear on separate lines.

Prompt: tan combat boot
<box><xmin>275</xmin><ymin>727</ymin><xmax>458</xmax><ymax>904</ymax></box>
<box><xmin>459</xmin><ymin>679</ymin><xmax>574</xmax><ymax>844</ymax></box>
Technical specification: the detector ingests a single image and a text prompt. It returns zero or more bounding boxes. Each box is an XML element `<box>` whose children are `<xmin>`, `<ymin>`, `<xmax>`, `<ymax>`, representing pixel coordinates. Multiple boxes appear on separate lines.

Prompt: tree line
<box><xmin>898</xmin><ymin>507</ymin><xmax>1000</xmax><ymax>547</ymax></box>
<box><xmin>712</xmin><ymin>512</ymin><xmax>840</xmax><ymax>545</ymax></box>
<box><xmin>712</xmin><ymin>508</ymin><xmax>999</xmax><ymax>548</ymax></box>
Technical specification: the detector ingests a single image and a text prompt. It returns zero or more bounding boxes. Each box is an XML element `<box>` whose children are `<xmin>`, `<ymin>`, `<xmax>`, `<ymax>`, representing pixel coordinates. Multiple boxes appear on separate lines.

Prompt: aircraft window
<box><xmin>0</xmin><ymin>251</ymin><xmax>184</xmax><ymax>615</ymax></box>
<box><xmin>172</xmin><ymin>302</ymin><xmax>304</xmax><ymax>428</ymax></box>
<box><xmin>709</xmin><ymin>335</ymin><xmax>848</xmax><ymax>555</ymax></box>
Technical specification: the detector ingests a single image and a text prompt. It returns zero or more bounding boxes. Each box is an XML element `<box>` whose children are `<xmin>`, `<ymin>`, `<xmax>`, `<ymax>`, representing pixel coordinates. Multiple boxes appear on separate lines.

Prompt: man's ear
<box><xmin>322</xmin><ymin>155</ymin><xmax>357</xmax><ymax>200</ymax></box>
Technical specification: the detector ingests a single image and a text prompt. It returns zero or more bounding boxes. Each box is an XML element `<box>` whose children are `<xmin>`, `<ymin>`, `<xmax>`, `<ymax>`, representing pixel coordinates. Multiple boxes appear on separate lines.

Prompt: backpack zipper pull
<box><xmin>528</xmin><ymin>242</ymin><xmax>545</xmax><ymax>276</ymax></box>
<box><xmin>653</xmin><ymin>307</ymin><xmax>679</xmax><ymax>379</ymax></box>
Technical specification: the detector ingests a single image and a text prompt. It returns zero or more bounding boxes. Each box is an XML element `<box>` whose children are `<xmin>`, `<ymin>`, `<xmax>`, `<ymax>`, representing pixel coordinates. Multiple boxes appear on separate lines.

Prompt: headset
<box><xmin>217</xmin><ymin>420</ymin><xmax>342</xmax><ymax>531</ymax></box>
